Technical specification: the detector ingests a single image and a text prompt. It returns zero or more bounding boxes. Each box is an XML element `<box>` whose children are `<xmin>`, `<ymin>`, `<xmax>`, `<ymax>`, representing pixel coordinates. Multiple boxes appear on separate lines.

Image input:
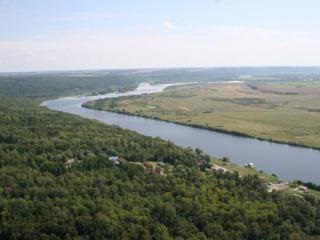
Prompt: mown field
<box><xmin>85</xmin><ymin>81</ymin><xmax>320</xmax><ymax>149</ymax></box>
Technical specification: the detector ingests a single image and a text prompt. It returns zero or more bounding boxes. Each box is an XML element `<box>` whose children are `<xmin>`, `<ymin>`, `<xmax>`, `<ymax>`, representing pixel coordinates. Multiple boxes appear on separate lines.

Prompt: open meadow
<box><xmin>85</xmin><ymin>81</ymin><xmax>320</xmax><ymax>149</ymax></box>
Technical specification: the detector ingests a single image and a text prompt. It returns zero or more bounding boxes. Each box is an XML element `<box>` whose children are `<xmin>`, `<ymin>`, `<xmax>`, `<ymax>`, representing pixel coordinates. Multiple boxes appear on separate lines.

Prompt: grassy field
<box><xmin>212</xmin><ymin>158</ymin><xmax>320</xmax><ymax>199</ymax></box>
<box><xmin>212</xmin><ymin>158</ymin><xmax>279</xmax><ymax>182</ymax></box>
<box><xmin>84</xmin><ymin>81</ymin><xmax>320</xmax><ymax>149</ymax></box>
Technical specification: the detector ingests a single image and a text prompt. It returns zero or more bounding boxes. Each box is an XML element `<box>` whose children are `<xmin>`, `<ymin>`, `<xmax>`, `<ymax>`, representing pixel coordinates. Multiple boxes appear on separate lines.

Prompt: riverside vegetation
<box><xmin>1</xmin><ymin>70</ymin><xmax>320</xmax><ymax>239</ymax></box>
<box><xmin>84</xmin><ymin>81</ymin><xmax>320</xmax><ymax>149</ymax></box>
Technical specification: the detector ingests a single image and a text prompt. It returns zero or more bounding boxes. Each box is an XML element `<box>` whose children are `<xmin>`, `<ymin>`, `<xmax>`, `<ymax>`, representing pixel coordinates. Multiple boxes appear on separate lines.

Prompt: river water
<box><xmin>42</xmin><ymin>82</ymin><xmax>320</xmax><ymax>183</ymax></box>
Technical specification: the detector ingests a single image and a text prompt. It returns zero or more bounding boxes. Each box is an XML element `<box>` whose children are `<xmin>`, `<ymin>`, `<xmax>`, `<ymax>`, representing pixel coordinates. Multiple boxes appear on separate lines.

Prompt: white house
<box><xmin>108</xmin><ymin>156</ymin><xmax>120</xmax><ymax>164</ymax></box>
<box><xmin>245</xmin><ymin>162</ymin><xmax>255</xmax><ymax>168</ymax></box>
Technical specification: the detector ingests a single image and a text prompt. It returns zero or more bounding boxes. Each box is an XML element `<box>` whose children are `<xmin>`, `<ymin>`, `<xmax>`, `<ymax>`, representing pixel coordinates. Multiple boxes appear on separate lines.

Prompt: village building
<box><xmin>144</xmin><ymin>161</ymin><xmax>166</xmax><ymax>175</ymax></box>
<box><xmin>108</xmin><ymin>156</ymin><xmax>120</xmax><ymax>164</ymax></box>
<box><xmin>245</xmin><ymin>162</ymin><xmax>255</xmax><ymax>168</ymax></box>
<box><xmin>108</xmin><ymin>156</ymin><xmax>127</xmax><ymax>165</ymax></box>
<box><xmin>64</xmin><ymin>158</ymin><xmax>75</xmax><ymax>169</ymax></box>
<box><xmin>297</xmin><ymin>185</ymin><xmax>308</xmax><ymax>193</ymax></box>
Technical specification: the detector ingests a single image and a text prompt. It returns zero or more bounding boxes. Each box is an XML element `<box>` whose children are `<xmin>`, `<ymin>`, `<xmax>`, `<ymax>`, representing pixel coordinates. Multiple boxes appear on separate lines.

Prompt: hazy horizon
<box><xmin>1</xmin><ymin>0</ymin><xmax>320</xmax><ymax>72</ymax></box>
<box><xmin>2</xmin><ymin>66</ymin><xmax>320</xmax><ymax>75</ymax></box>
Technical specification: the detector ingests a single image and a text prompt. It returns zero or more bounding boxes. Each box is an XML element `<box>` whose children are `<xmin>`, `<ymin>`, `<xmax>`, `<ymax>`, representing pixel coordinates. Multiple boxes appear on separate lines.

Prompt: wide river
<box><xmin>42</xmin><ymin>82</ymin><xmax>320</xmax><ymax>183</ymax></box>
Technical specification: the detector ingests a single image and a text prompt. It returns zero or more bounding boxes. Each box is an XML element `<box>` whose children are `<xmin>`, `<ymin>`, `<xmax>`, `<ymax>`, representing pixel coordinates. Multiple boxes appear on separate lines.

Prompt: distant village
<box><xmin>64</xmin><ymin>156</ymin><xmax>170</xmax><ymax>176</ymax></box>
<box><xmin>64</xmin><ymin>155</ymin><xmax>310</xmax><ymax>197</ymax></box>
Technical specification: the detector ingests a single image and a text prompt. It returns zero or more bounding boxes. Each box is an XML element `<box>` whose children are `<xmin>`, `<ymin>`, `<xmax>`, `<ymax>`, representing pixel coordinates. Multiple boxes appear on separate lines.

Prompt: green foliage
<box><xmin>0</xmin><ymin>72</ymin><xmax>139</xmax><ymax>98</ymax></box>
<box><xmin>1</xmin><ymin>74</ymin><xmax>320</xmax><ymax>239</ymax></box>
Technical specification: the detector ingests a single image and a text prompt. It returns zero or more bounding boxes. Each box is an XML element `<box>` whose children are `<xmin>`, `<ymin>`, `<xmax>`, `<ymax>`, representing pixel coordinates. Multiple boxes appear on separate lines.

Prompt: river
<box><xmin>42</xmin><ymin>82</ymin><xmax>320</xmax><ymax>184</ymax></box>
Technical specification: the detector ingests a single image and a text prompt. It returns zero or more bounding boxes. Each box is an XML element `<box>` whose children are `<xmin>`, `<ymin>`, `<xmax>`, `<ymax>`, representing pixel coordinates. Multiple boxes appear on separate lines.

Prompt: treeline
<box><xmin>0</xmin><ymin>98</ymin><xmax>204</xmax><ymax>175</ymax></box>
<box><xmin>0</xmin><ymin>72</ymin><xmax>139</xmax><ymax>98</ymax></box>
<box><xmin>1</xmin><ymin>75</ymin><xmax>320</xmax><ymax>239</ymax></box>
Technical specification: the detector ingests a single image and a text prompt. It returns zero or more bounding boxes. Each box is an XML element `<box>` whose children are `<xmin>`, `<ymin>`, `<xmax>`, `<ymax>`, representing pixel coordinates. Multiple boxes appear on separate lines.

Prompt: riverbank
<box><xmin>45</xmin><ymin>82</ymin><xmax>320</xmax><ymax>184</ymax></box>
<box><xmin>83</xmin><ymin>81</ymin><xmax>320</xmax><ymax>150</ymax></box>
<box><xmin>211</xmin><ymin>158</ymin><xmax>320</xmax><ymax>199</ymax></box>
<box><xmin>82</xmin><ymin>105</ymin><xmax>320</xmax><ymax>151</ymax></box>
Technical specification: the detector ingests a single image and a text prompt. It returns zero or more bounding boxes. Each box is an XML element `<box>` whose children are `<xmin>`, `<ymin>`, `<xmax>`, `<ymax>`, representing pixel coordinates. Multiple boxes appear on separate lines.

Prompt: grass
<box><xmin>84</xmin><ymin>81</ymin><xmax>320</xmax><ymax>149</ymax></box>
<box><xmin>212</xmin><ymin>158</ymin><xmax>279</xmax><ymax>182</ymax></box>
<box><xmin>84</xmin><ymin>81</ymin><xmax>320</xmax><ymax>198</ymax></box>
<box><xmin>283</xmin><ymin>187</ymin><xmax>320</xmax><ymax>200</ymax></box>
<box><xmin>308</xmin><ymin>189</ymin><xmax>320</xmax><ymax>199</ymax></box>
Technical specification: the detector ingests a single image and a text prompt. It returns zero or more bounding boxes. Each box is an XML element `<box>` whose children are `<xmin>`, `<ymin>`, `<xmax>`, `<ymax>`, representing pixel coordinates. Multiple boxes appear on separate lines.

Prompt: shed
<box><xmin>65</xmin><ymin>158</ymin><xmax>75</xmax><ymax>168</ymax></box>
<box><xmin>144</xmin><ymin>161</ymin><xmax>155</xmax><ymax>169</ymax></box>
<box><xmin>108</xmin><ymin>156</ymin><xmax>120</xmax><ymax>164</ymax></box>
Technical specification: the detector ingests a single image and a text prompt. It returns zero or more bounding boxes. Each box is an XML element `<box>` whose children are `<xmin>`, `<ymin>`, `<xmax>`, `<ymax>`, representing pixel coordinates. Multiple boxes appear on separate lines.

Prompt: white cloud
<box><xmin>162</xmin><ymin>21</ymin><xmax>176</xmax><ymax>30</ymax></box>
<box><xmin>1</xmin><ymin>26</ymin><xmax>320</xmax><ymax>72</ymax></box>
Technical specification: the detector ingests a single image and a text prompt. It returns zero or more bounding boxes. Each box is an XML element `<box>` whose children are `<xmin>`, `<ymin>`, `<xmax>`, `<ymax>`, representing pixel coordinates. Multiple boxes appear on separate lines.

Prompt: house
<box><xmin>65</xmin><ymin>158</ymin><xmax>75</xmax><ymax>168</ymax></box>
<box><xmin>108</xmin><ymin>156</ymin><xmax>128</xmax><ymax>165</ymax></box>
<box><xmin>144</xmin><ymin>161</ymin><xmax>155</xmax><ymax>174</ymax></box>
<box><xmin>108</xmin><ymin>156</ymin><xmax>120</xmax><ymax>165</ymax></box>
<box><xmin>245</xmin><ymin>162</ymin><xmax>255</xmax><ymax>168</ymax></box>
<box><xmin>144</xmin><ymin>161</ymin><xmax>166</xmax><ymax>175</ymax></box>
<box><xmin>108</xmin><ymin>156</ymin><xmax>119</xmax><ymax>161</ymax></box>
<box><xmin>144</xmin><ymin>161</ymin><xmax>155</xmax><ymax>169</ymax></box>
<box><xmin>298</xmin><ymin>186</ymin><xmax>308</xmax><ymax>193</ymax></box>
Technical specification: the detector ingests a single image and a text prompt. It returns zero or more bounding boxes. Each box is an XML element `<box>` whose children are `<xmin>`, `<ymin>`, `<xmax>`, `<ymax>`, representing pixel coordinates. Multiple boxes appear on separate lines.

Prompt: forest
<box><xmin>1</xmin><ymin>72</ymin><xmax>320</xmax><ymax>239</ymax></box>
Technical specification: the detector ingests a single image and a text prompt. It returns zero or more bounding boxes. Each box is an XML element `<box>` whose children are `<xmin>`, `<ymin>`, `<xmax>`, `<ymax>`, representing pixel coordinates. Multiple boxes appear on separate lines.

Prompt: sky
<box><xmin>1</xmin><ymin>0</ymin><xmax>320</xmax><ymax>72</ymax></box>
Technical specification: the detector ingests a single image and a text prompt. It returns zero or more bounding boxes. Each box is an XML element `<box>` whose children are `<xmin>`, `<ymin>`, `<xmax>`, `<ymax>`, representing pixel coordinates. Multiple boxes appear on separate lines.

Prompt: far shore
<box><xmin>82</xmin><ymin>103</ymin><xmax>320</xmax><ymax>151</ymax></box>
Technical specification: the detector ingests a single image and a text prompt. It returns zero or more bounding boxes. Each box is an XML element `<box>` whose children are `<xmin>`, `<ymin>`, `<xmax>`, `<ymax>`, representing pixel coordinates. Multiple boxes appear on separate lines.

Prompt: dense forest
<box><xmin>1</xmin><ymin>72</ymin><xmax>320</xmax><ymax>239</ymax></box>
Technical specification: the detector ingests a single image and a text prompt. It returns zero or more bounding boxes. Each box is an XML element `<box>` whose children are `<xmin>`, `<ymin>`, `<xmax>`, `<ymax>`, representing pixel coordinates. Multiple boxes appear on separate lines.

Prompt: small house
<box><xmin>245</xmin><ymin>162</ymin><xmax>255</xmax><ymax>168</ymax></box>
<box><xmin>108</xmin><ymin>156</ymin><xmax>128</xmax><ymax>165</ymax></box>
<box><xmin>144</xmin><ymin>161</ymin><xmax>155</xmax><ymax>169</ymax></box>
<box><xmin>298</xmin><ymin>186</ymin><xmax>308</xmax><ymax>193</ymax></box>
<box><xmin>65</xmin><ymin>158</ymin><xmax>75</xmax><ymax>169</ymax></box>
<box><xmin>108</xmin><ymin>156</ymin><xmax>120</xmax><ymax>165</ymax></box>
<box><xmin>144</xmin><ymin>161</ymin><xmax>155</xmax><ymax>174</ymax></box>
<box><xmin>144</xmin><ymin>161</ymin><xmax>166</xmax><ymax>175</ymax></box>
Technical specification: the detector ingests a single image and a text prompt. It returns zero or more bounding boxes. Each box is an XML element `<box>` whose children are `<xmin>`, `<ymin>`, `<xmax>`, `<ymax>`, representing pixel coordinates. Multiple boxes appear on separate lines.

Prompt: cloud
<box><xmin>162</xmin><ymin>21</ymin><xmax>176</xmax><ymax>30</ymax></box>
<box><xmin>1</xmin><ymin>26</ymin><xmax>320</xmax><ymax>72</ymax></box>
